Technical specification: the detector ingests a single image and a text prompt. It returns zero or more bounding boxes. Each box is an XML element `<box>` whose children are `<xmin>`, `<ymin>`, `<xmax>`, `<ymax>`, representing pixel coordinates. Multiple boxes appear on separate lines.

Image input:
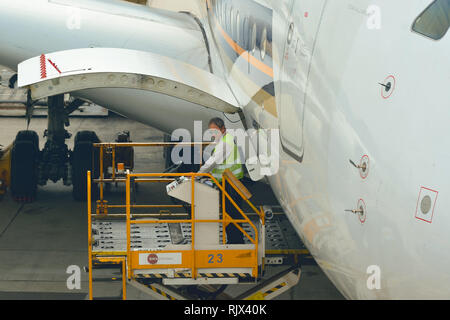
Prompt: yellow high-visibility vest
<box><xmin>211</xmin><ymin>133</ymin><xmax>244</xmax><ymax>182</ymax></box>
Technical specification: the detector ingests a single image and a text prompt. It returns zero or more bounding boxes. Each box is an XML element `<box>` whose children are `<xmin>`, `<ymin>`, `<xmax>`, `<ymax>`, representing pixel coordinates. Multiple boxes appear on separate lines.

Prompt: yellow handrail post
<box><xmin>87</xmin><ymin>170</ymin><xmax>93</xmax><ymax>300</ymax></box>
<box><xmin>126</xmin><ymin>171</ymin><xmax>131</xmax><ymax>280</ymax></box>
<box><xmin>222</xmin><ymin>177</ymin><xmax>226</xmax><ymax>244</ymax></box>
<box><xmin>122</xmin><ymin>259</ymin><xmax>127</xmax><ymax>300</ymax></box>
<box><xmin>112</xmin><ymin>146</ymin><xmax>116</xmax><ymax>181</ymax></box>
<box><xmin>191</xmin><ymin>174</ymin><xmax>196</xmax><ymax>279</ymax></box>
<box><xmin>254</xmin><ymin>216</ymin><xmax>259</xmax><ymax>278</ymax></box>
<box><xmin>99</xmin><ymin>146</ymin><xmax>104</xmax><ymax>202</ymax></box>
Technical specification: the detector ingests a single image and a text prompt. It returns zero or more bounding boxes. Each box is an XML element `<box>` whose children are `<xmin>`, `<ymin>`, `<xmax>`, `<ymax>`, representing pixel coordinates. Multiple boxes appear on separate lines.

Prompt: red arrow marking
<box><xmin>47</xmin><ymin>59</ymin><xmax>62</xmax><ymax>74</ymax></box>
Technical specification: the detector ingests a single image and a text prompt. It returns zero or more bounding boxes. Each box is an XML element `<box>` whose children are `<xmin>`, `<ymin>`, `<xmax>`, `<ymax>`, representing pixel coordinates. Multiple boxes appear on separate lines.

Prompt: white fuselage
<box><xmin>0</xmin><ymin>0</ymin><xmax>449</xmax><ymax>299</ymax></box>
<box><xmin>204</xmin><ymin>0</ymin><xmax>450</xmax><ymax>299</ymax></box>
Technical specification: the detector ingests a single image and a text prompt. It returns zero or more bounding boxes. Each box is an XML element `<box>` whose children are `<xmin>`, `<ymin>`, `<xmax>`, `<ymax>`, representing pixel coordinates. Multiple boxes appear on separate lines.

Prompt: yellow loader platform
<box><xmin>86</xmin><ymin>142</ymin><xmax>307</xmax><ymax>300</ymax></box>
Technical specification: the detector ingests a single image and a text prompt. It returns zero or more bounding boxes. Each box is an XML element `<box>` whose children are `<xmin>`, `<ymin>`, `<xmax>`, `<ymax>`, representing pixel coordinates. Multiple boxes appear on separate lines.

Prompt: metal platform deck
<box><xmin>92</xmin><ymin>217</ymin><xmax>298</xmax><ymax>252</ymax></box>
<box><xmin>92</xmin><ymin>214</ymin><xmax>311</xmax><ymax>263</ymax></box>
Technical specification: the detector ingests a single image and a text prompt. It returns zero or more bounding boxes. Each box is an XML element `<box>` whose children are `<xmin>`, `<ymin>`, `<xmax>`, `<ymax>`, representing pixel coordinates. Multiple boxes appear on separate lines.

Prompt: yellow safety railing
<box><xmin>93</xmin><ymin>142</ymin><xmax>211</xmax><ymax>212</ymax></box>
<box><xmin>88</xmin><ymin>171</ymin><xmax>127</xmax><ymax>300</ymax></box>
<box><xmin>87</xmin><ymin>142</ymin><xmax>265</xmax><ymax>299</ymax></box>
<box><xmin>122</xmin><ymin>172</ymin><xmax>263</xmax><ymax>280</ymax></box>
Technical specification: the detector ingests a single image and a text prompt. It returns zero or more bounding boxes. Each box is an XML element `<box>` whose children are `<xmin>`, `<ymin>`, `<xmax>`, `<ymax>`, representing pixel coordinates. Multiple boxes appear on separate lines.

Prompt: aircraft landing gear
<box><xmin>10</xmin><ymin>130</ymin><xmax>39</xmax><ymax>202</ymax></box>
<box><xmin>9</xmin><ymin>94</ymin><xmax>98</xmax><ymax>202</ymax></box>
<box><xmin>37</xmin><ymin>95</ymin><xmax>72</xmax><ymax>187</ymax></box>
<box><xmin>71</xmin><ymin>131</ymin><xmax>100</xmax><ymax>201</ymax></box>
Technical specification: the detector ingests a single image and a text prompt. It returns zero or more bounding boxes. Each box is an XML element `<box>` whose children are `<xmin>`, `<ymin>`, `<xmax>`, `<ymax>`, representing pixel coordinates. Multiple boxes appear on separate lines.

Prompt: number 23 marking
<box><xmin>208</xmin><ymin>254</ymin><xmax>223</xmax><ymax>264</ymax></box>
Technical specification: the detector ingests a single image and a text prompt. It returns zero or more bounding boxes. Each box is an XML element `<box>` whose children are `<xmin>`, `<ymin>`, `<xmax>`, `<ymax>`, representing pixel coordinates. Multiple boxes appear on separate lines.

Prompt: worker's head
<box><xmin>208</xmin><ymin>117</ymin><xmax>226</xmax><ymax>140</ymax></box>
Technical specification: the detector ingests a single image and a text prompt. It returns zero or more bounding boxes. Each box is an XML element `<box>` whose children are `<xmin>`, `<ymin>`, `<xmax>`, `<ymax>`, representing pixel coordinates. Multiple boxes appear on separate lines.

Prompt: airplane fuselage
<box><xmin>0</xmin><ymin>0</ymin><xmax>449</xmax><ymax>299</ymax></box>
<box><xmin>205</xmin><ymin>0</ymin><xmax>450</xmax><ymax>299</ymax></box>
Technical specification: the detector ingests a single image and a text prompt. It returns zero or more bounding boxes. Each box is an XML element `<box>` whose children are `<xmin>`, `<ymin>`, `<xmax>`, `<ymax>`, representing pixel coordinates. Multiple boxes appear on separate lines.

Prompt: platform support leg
<box><xmin>129</xmin><ymin>280</ymin><xmax>187</xmax><ymax>300</ymax></box>
<box><xmin>122</xmin><ymin>260</ymin><xmax>127</xmax><ymax>300</ymax></box>
<box><xmin>238</xmin><ymin>265</ymin><xmax>302</xmax><ymax>300</ymax></box>
<box><xmin>87</xmin><ymin>170</ymin><xmax>93</xmax><ymax>300</ymax></box>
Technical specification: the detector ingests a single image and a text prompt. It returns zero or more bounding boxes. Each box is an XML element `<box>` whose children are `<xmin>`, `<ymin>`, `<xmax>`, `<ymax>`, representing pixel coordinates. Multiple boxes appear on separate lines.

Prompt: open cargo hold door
<box><xmin>18</xmin><ymin>48</ymin><xmax>240</xmax><ymax>115</ymax></box>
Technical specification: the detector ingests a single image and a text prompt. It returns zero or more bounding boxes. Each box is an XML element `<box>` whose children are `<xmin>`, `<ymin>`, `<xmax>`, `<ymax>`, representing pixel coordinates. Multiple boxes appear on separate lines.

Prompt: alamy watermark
<box><xmin>66</xmin><ymin>7</ymin><xmax>82</xmax><ymax>30</ymax></box>
<box><xmin>349</xmin><ymin>4</ymin><xmax>382</xmax><ymax>30</ymax></box>
<box><xmin>66</xmin><ymin>265</ymin><xmax>81</xmax><ymax>290</ymax></box>
<box><xmin>366</xmin><ymin>5</ymin><xmax>382</xmax><ymax>30</ymax></box>
<box><xmin>366</xmin><ymin>265</ymin><xmax>381</xmax><ymax>290</ymax></box>
<box><xmin>170</xmin><ymin>121</ymin><xmax>280</xmax><ymax>177</ymax></box>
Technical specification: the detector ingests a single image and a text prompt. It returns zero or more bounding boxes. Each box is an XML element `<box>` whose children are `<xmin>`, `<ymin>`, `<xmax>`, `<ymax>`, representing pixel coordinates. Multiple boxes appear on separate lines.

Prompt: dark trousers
<box><xmin>223</xmin><ymin>182</ymin><xmax>245</xmax><ymax>244</ymax></box>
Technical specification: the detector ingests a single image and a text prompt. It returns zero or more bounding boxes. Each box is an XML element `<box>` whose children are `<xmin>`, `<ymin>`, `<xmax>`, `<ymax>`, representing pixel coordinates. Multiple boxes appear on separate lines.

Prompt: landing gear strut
<box><xmin>38</xmin><ymin>95</ymin><xmax>71</xmax><ymax>186</ymax></box>
<box><xmin>10</xmin><ymin>94</ymin><xmax>97</xmax><ymax>202</ymax></box>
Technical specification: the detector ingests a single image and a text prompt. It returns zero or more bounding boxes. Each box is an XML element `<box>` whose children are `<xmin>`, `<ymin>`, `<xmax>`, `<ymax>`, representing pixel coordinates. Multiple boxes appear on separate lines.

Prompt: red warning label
<box><xmin>147</xmin><ymin>254</ymin><xmax>158</xmax><ymax>265</ymax></box>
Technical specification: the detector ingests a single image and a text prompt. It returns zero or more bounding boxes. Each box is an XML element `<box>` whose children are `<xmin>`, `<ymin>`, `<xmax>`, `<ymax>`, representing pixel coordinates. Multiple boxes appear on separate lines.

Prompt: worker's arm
<box><xmin>198</xmin><ymin>137</ymin><xmax>232</xmax><ymax>174</ymax></box>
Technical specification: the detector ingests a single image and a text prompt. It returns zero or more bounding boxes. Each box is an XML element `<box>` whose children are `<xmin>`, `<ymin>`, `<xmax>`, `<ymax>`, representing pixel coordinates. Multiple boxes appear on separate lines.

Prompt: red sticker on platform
<box><xmin>147</xmin><ymin>254</ymin><xmax>158</xmax><ymax>265</ymax></box>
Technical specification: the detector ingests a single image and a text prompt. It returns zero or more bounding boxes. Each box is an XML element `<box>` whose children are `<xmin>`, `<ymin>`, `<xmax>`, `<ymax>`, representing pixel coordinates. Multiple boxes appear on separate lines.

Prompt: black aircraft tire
<box><xmin>10</xmin><ymin>130</ymin><xmax>39</xmax><ymax>202</ymax></box>
<box><xmin>72</xmin><ymin>131</ymin><xmax>100</xmax><ymax>202</ymax></box>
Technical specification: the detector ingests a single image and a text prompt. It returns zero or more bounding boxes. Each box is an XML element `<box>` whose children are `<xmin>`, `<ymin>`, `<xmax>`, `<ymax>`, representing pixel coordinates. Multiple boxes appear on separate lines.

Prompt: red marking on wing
<box><xmin>40</xmin><ymin>54</ymin><xmax>47</xmax><ymax>79</ymax></box>
<box><xmin>47</xmin><ymin>59</ymin><xmax>62</xmax><ymax>74</ymax></box>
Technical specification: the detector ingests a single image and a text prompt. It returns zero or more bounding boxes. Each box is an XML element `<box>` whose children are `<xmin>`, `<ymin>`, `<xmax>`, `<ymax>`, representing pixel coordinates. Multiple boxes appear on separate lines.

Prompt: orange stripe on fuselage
<box><xmin>213</xmin><ymin>16</ymin><xmax>274</xmax><ymax>78</ymax></box>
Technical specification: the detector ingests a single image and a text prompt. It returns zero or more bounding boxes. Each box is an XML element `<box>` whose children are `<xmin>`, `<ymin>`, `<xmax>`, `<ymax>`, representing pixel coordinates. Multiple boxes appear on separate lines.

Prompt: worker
<box><xmin>198</xmin><ymin>117</ymin><xmax>245</xmax><ymax>244</ymax></box>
